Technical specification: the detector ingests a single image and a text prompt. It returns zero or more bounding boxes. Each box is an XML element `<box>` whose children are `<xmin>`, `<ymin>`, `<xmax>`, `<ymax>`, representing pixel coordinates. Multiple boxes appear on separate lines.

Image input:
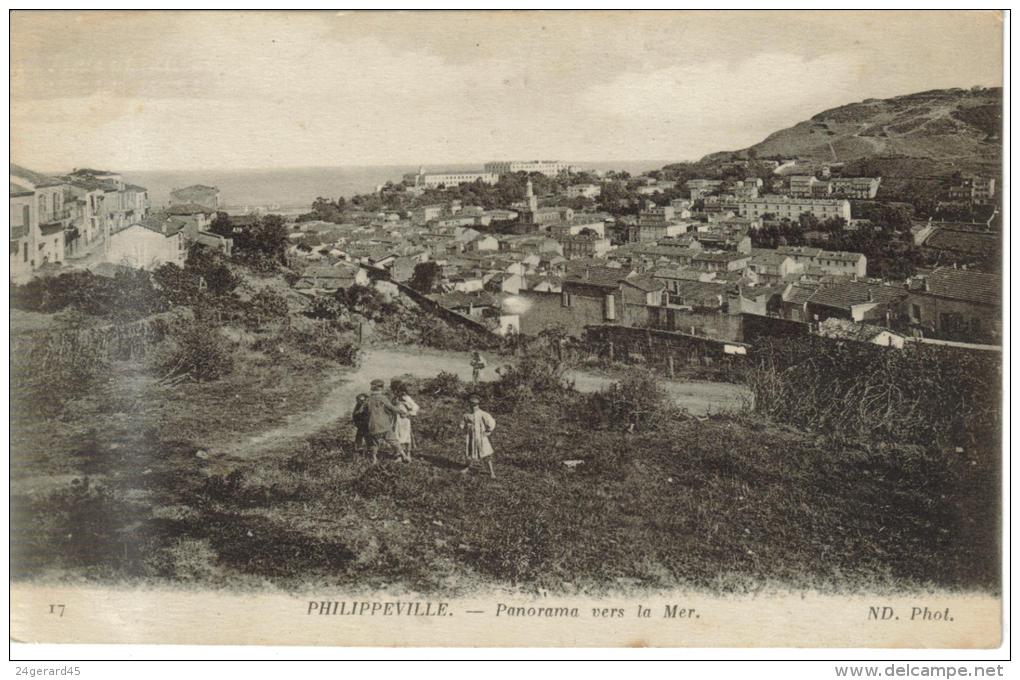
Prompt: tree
<box><xmin>240</xmin><ymin>214</ymin><xmax>288</xmax><ymax>263</ymax></box>
<box><xmin>208</xmin><ymin>211</ymin><xmax>233</xmax><ymax>238</ymax></box>
<box><xmin>409</xmin><ymin>261</ymin><xmax>442</xmax><ymax>294</ymax></box>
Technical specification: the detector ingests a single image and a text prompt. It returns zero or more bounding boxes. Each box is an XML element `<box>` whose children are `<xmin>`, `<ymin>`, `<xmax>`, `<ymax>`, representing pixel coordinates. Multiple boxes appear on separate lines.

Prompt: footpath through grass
<box><xmin>11</xmin><ymin>355</ymin><xmax>999</xmax><ymax>595</ymax></box>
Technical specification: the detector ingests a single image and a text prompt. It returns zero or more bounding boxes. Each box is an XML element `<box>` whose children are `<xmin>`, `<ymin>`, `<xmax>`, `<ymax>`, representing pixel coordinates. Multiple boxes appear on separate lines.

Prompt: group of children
<box><xmin>351</xmin><ymin>375</ymin><xmax>497</xmax><ymax>478</ymax></box>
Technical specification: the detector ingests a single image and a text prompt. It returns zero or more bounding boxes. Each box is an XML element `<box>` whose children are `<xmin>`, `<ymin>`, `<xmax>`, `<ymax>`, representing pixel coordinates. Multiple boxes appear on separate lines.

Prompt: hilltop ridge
<box><xmin>703</xmin><ymin>87</ymin><xmax>1001</xmax><ymax>177</ymax></box>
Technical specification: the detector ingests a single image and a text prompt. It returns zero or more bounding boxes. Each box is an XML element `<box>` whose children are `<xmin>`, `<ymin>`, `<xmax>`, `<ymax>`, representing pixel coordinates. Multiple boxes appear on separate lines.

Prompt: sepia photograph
<box><xmin>8</xmin><ymin>9</ymin><xmax>1006</xmax><ymax>652</ymax></box>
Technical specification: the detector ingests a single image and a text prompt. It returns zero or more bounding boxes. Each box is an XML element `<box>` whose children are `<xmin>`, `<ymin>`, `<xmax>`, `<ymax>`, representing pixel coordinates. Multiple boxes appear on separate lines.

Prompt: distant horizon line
<box><xmin>31</xmin><ymin>158</ymin><xmax>693</xmax><ymax>176</ymax></box>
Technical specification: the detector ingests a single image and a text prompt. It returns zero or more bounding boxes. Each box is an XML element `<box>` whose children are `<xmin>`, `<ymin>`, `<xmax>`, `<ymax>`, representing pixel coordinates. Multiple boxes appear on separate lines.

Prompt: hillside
<box><xmin>705</xmin><ymin>87</ymin><xmax>1002</xmax><ymax>176</ymax></box>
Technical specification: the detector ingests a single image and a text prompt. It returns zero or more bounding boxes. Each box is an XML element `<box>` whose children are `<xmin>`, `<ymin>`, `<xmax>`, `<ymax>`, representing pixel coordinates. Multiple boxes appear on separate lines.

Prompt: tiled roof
<box><xmin>166</xmin><ymin>202</ymin><xmax>216</xmax><ymax>216</ymax></box>
<box><xmin>750</xmin><ymin>249</ymin><xmax>793</xmax><ymax>265</ymax></box>
<box><xmin>784</xmin><ymin>283</ymin><xmax>819</xmax><ymax>305</ymax></box>
<box><xmin>808</xmin><ymin>281</ymin><xmax>907</xmax><ymax>310</ymax></box>
<box><xmin>430</xmin><ymin>291</ymin><xmax>496</xmax><ymax>309</ymax></box>
<box><xmin>817</xmin><ymin>318</ymin><xmax>896</xmax><ymax>343</ymax></box>
<box><xmin>818</xmin><ymin>249</ymin><xmax>865</xmax><ymax>262</ymax></box>
<box><xmin>170</xmin><ymin>185</ymin><xmax>218</xmax><ymax>200</ymax></box>
<box><xmin>651</xmin><ymin>266</ymin><xmax>706</xmax><ymax>281</ymax></box>
<box><xmin>564</xmin><ymin>265</ymin><xmax>636</xmax><ymax>289</ymax></box>
<box><xmin>693</xmin><ymin>251</ymin><xmax>749</xmax><ymax>263</ymax></box>
<box><xmin>624</xmin><ymin>274</ymin><xmax>666</xmax><ymax>292</ymax></box>
<box><xmin>669</xmin><ymin>280</ymin><xmax>730</xmax><ymax>306</ymax></box>
<box><xmin>64</xmin><ymin>175</ymin><xmax>119</xmax><ymax>192</ymax></box>
<box><xmin>922</xmin><ymin>227</ymin><xmax>999</xmax><ymax>259</ymax></box>
<box><xmin>137</xmin><ymin>215</ymin><xmax>189</xmax><ymax>237</ymax></box>
<box><xmin>777</xmin><ymin>246</ymin><xmax>823</xmax><ymax>257</ymax></box>
<box><xmin>922</xmin><ymin>268</ymin><xmax>1001</xmax><ymax>306</ymax></box>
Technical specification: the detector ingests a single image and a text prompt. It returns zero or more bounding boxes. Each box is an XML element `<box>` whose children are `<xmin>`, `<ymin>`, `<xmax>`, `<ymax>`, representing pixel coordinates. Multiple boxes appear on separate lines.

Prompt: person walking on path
<box><xmin>460</xmin><ymin>395</ymin><xmax>496</xmax><ymax>479</ymax></box>
<box><xmin>354</xmin><ymin>379</ymin><xmax>409</xmax><ymax>464</ymax></box>
<box><xmin>470</xmin><ymin>351</ymin><xmax>487</xmax><ymax>383</ymax></box>
<box><xmin>391</xmin><ymin>380</ymin><xmax>420</xmax><ymax>457</ymax></box>
<box><xmin>351</xmin><ymin>393</ymin><xmax>370</xmax><ymax>459</ymax></box>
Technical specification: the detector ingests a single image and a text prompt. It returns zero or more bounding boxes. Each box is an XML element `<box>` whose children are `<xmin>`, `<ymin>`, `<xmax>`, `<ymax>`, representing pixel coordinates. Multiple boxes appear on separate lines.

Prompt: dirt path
<box><xmin>220</xmin><ymin>346</ymin><xmax>750</xmax><ymax>458</ymax></box>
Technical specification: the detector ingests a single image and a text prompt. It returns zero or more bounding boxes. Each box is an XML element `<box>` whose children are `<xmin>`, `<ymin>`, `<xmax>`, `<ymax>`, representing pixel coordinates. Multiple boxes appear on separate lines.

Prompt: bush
<box><xmin>12</xmin><ymin>330</ymin><xmax>113</xmax><ymax>406</ymax></box>
<box><xmin>282</xmin><ymin>322</ymin><xmax>361</xmax><ymax>366</ymax></box>
<box><xmin>244</xmin><ymin>288</ymin><xmax>290</xmax><ymax>329</ymax></box>
<box><xmin>158</xmin><ymin>321</ymin><xmax>234</xmax><ymax>382</ymax></box>
<box><xmin>747</xmin><ymin>337</ymin><xmax>1000</xmax><ymax>447</ymax></box>
<box><xmin>482</xmin><ymin>355</ymin><xmax>571</xmax><ymax>410</ymax></box>
<box><xmin>335</xmin><ymin>284</ymin><xmax>395</xmax><ymax>321</ymax></box>
<box><xmin>583</xmin><ymin>370</ymin><xmax>669</xmax><ymax>431</ymax></box>
<box><xmin>421</xmin><ymin>371</ymin><xmax>464</xmax><ymax>397</ymax></box>
<box><xmin>11</xmin><ymin>269</ymin><xmax>168</xmax><ymax>321</ymax></box>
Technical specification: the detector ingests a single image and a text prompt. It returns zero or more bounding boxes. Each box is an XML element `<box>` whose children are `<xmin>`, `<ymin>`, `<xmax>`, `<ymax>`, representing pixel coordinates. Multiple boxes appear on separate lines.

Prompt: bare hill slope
<box><xmin>705</xmin><ymin>87</ymin><xmax>1001</xmax><ymax>174</ymax></box>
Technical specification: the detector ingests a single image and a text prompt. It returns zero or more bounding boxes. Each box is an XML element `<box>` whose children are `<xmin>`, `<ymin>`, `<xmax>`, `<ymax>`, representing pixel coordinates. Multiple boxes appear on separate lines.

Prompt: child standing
<box><xmin>460</xmin><ymin>395</ymin><xmax>496</xmax><ymax>479</ymax></box>
<box><xmin>351</xmin><ymin>393</ymin><xmax>370</xmax><ymax>460</ymax></box>
<box><xmin>470</xmin><ymin>351</ymin><xmax>487</xmax><ymax>383</ymax></box>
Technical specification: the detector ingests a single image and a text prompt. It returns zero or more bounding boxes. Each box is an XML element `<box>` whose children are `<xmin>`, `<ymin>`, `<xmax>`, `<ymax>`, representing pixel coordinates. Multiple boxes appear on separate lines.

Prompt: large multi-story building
<box><xmin>829</xmin><ymin>177</ymin><xmax>881</xmax><ymax>199</ymax></box>
<box><xmin>566</xmin><ymin>183</ymin><xmax>601</xmax><ymax>199</ymax></box>
<box><xmin>9</xmin><ymin>164</ymin><xmax>69</xmax><ymax>280</ymax></box>
<box><xmin>788</xmin><ymin>175</ymin><xmax>829</xmax><ymax>197</ymax></box>
<box><xmin>734</xmin><ymin>195</ymin><xmax>851</xmax><ymax>223</ymax></box>
<box><xmin>484</xmin><ymin>160</ymin><xmax>572</xmax><ymax>177</ymax></box>
<box><xmin>63</xmin><ymin>169</ymin><xmax>150</xmax><ymax>247</ymax></box>
<box><xmin>402</xmin><ymin>168</ymin><xmax>499</xmax><ymax>189</ymax></box>
<box><xmin>789</xmin><ymin>175</ymin><xmax>881</xmax><ymax>199</ymax></box>
<box><xmin>947</xmin><ymin>176</ymin><xmax>996</xmax><ymax>205</ymax></box>
<box><xmin>559</xmin><ymin>232</ymin><xmax>611</xmax><ymax>259</ymax></box>
<box><xmin>776</xmin><ymin>245</ymin><xmax>866</xmax><ymax>278</ymax></box>
<box><xmin>686</xmin><ymin>179</ymin><xmax>725</xmax><ymax>200</ymax></box>
<box><xmin>627</xmin><ymin>204</ymin><xmax>691</xmax><ymax>242</ymax></box>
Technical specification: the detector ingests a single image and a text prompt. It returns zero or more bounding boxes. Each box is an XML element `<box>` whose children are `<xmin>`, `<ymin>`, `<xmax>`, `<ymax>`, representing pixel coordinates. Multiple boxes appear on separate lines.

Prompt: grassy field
<box><xmin>10</xmin><ymin>341</ymin><xmax>999</xmax><ymax>595</ymax></box>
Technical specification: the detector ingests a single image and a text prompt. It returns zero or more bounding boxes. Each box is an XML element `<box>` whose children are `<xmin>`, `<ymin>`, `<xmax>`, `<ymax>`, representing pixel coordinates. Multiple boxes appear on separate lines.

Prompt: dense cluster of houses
<box><xmin>12</xmin><ymin>156</ymin><xmax>1000</xmax><ymax>348</ymax></box>
<box><xmin>284</xmin><ymin>165</ymin><xmax>1000</xmax><ymax>347</ymax></box>
<box><xmin>9</xmin><ymin>163</ymin><xmax>235</xmax><ymax>281</ymax></box>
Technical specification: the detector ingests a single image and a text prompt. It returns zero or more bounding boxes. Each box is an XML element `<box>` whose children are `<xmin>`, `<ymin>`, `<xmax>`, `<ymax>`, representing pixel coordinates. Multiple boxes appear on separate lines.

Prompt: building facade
<box><xmin>735</xmin><ymin>196</ymin><xmax>852</xmax><ymax>222</ymax></box>
<box><xmin>484</xmin><ymin>160</ymin><xmax>572</xmax><ymax>177</ymax></box>
<box><xmin>403</xmin><ymin>168</ymin><xmax>499</xmax><ymax>188</ymax></box>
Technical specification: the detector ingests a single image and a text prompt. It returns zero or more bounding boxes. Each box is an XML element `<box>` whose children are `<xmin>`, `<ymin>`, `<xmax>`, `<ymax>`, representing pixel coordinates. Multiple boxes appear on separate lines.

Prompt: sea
<box><xmin>124</xmin><ymin>160</ymin><xmax>677</xmax><ymax>214</ymax></box>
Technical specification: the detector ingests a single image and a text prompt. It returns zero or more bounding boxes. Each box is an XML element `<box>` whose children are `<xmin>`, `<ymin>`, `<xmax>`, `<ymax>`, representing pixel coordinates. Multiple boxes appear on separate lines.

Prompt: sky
<box><xmin>10</xmin><ymin>10</ymin><xmax>1004</xmax><ymax>172</ymax></box>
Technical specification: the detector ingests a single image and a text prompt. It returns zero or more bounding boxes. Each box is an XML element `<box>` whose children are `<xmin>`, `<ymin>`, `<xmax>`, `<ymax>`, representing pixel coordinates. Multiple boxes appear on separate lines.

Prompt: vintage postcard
<box><xmin>9</xmin><ymin>10</ymin><xmax>1005</xmax><ymax>649</ymax></box>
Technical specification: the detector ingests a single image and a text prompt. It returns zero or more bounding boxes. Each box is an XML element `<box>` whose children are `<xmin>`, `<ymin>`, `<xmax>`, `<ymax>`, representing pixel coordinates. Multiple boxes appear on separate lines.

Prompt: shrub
<box><xmin>11</xmin><ymin>269</ymin><xmax>168</xmax><ymax>320</ymax></box>
<box><xmin>11</xmin><ymin>330</ymin><xmax>113</xmax><ymax>404</ymax></box>
<box><xmin>244</xmin><ymin>288</ymin><xmax>290</xmax><ymax>329</ymax></box>
<box><xmin>335</xmin><ymin>284</ymin><xmax>395</xmax><ymax>321</ymax></box>
<box><xmin>747</xmin><ymin>337</ymin><xmax>1000</xmax><ymax>447</ymax></box>
<box><xmin>583</xmin><ymin>370</ymin><xmax>669</xmax><ymax>431</ymax></box>
<box><xmin>158</xmin><ymin>321</ymin><xmax>234</xmax><ymax>382</ymax></box>
<box><xmin>483</xmin><ymin>355</ymin><xmax>571</xmax><ymax>410</ymax></box>
<box><xmin>421</xmin><ymin>371</ymin><xmax>464</xmax><ymax>397</ymax></box>
<box><xmin>284</xmin><ymin>322</ymin><xmax>361</xmax><ymax>366</ymax></box>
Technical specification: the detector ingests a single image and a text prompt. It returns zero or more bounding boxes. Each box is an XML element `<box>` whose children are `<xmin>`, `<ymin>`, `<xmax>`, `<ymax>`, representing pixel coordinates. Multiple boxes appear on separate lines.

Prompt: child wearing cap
<box><xmin>353</xmin><ymin>379</ymin><xmax>409</xmax><ymax>464</ymax></box>
<box><xmin>460</xmin><ymin>395</ymin><xmax>496</xmax><ymax>479</ymax></box>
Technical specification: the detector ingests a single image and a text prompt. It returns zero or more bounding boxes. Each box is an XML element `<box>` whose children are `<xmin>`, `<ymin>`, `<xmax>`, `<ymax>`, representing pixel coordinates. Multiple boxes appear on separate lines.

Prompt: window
<box><xmin>23</xmin><ymin>243</ymin><xmax>27</xmax><ymax>262</ymax></box>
